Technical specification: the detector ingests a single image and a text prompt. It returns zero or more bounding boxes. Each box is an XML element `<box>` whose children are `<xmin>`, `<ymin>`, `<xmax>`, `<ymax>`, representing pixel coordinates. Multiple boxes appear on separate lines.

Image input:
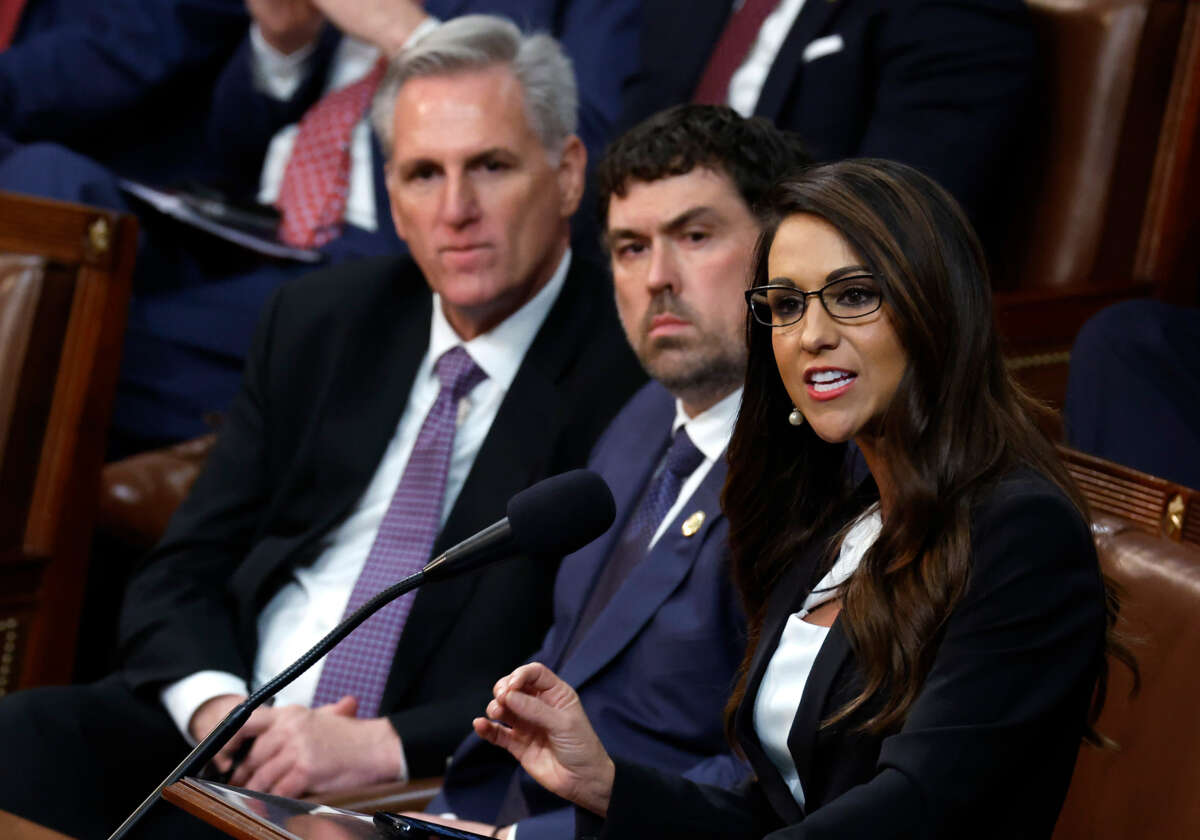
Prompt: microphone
<box><xmin>424</xmin><ymin>468</ymin><xmax>615</xmax><ymax>581</ymax></box>
<box><xmin>108</xmin><ymin>469</ymin><xmax>615</xmax><ymax>840</ymax></box>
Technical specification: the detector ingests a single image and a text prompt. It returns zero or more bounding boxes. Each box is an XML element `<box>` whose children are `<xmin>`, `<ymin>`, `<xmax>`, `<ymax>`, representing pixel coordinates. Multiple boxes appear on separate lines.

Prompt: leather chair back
<box><xmin>999</xmin><ymin>0</ymin><xmax>1197</xmax><ymax>295</ymax></box>
<box><xmin>0</xmin><ymin>191</ymin><xmax>136</xmax><ymax>695</ymax></box>
<box><xmin>996</xmin><ymin>0</ymin><xmax>1200</xmax><ymax>417</ymax></box>
<box><xmin>1052</xmin><ymin>447</ymin><xmax>1200</xmax><ymax>836</ymax></box>
<box><xmin>1053</xmin><ymin>515</ymin><xmax>1200</xmax><ymax>837</ymax></box>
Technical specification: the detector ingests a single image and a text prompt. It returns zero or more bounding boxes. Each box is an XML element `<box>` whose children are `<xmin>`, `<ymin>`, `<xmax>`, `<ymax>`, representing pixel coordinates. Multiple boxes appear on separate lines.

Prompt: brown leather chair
<box><xmin>1052</xmin><ymin>446</ymin><xmax>1200</xmax><ymax>837</ymax></box>
<box><xmin>0</xmin><ymin>191</ymin><xmax>136</xmax><ymax>695</ymax></box>
<box><xmin>1062</xmin><ymin>445</ymin><xmax>1200</xmax><ymax>547</ymax></box>
<box><xmin>97</xmin><ymin>431</ymin><xmax>216</xmax><ymax>550</ymax></box>
<box><xmin>997</xmin><ymin>0</ymin><xmax>1200</xmax><ymax>415</ymax></box>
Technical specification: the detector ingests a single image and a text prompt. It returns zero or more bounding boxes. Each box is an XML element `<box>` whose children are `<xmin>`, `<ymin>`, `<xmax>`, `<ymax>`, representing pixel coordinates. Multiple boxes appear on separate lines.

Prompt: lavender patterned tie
<box><xmin>312</xmin><ymin>345</ymin><xmax>486</xmax><ymax>717</ymax></box>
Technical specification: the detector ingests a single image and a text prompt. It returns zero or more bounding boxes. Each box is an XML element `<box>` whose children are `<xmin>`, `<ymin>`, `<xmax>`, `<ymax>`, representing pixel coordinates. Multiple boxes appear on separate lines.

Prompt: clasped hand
<box><xmin>472</xmin><ymin>662</ymin><xmax>617</xmax><ymax>817</ymax></box>
<box><xmin>190</xmin><ymin>693</ymin><xmax>404</xmax><ymax>798</ymax></box>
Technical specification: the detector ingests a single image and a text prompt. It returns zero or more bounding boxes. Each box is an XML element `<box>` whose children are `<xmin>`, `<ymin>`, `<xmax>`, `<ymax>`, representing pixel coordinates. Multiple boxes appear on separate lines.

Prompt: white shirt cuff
<box><xmin>249</xmin><ymin>23</ymin><xmax>318</xmax><ymax>100</ymax></box>
<box><xmin>160</xmin><ymin>670</ymin><xmax>251</xmax><ymax>745</ymax></box>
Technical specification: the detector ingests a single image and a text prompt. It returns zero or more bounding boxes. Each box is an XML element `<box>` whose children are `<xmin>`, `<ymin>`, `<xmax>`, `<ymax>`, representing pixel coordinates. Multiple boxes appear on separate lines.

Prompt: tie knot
<box><xmin>436</xmin><ymin>346</ymin><xmax>487</xmax><ymax>400</ymax></box>
<box><xmin>664</xmin><ymin>428</ymin><xmax>705</xmax><ymax>479</ymax></box>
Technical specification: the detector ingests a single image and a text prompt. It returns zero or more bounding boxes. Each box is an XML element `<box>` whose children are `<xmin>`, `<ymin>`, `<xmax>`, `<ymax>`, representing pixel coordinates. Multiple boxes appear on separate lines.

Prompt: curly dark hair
<box><xmin>595</xmin><ymin>104</ymin><xmax>811</xmax><ymax>224</ymax></box>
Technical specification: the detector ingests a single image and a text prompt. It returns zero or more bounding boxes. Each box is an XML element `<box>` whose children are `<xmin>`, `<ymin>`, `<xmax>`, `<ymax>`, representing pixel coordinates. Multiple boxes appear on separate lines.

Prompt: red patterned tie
<box><xmin>692</xmin><ymin>0</ymin><xmax>782</xmax><ymax>106</ymax></box>
<box><xmin>276</xmin><ymin>55</ymin><xmax>388</xmax><ymax>249</ymax></box>
<box><xmin>0</xmin><ymin>0</ymin><xmax>27</xmax><ymax>50</ymax></box>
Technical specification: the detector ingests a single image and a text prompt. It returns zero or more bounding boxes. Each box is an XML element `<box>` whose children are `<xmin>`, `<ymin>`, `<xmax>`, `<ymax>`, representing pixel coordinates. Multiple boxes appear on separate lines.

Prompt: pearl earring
<box><xmin>788</xmin><ymin>407</ymin><xmax>805</xmax><ymax>426</ymax></box>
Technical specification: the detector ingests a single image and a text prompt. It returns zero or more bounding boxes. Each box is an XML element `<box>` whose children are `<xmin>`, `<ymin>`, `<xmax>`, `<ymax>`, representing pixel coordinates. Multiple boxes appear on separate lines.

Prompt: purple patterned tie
<box><xmin>312</xmin><ymin>345</ymin><xmax>486</xmax><ymax>717</ymax></box>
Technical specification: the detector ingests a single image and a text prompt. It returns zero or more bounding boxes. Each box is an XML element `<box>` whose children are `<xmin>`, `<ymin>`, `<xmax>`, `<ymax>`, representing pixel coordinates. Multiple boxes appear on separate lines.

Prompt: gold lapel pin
<box><xmin>682</xmin><ymin>511</ymin><xmax>706</xmax><ymax>537</ymax></box>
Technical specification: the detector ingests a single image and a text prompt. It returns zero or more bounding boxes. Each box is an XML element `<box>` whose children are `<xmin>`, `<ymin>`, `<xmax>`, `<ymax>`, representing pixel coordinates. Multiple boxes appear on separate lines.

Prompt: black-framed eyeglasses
<box><xmin>745</xmin><ymin>274</ymin><xmax>884</xmax><ymax>328</ymax></box>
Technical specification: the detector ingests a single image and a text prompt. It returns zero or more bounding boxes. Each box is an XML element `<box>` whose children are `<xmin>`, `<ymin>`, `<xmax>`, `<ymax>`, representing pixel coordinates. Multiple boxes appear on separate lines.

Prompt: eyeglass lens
<box><xmin>748</xmin><ymin>275</ymin><xmax>881</xmax><ymax>326</ymax></box>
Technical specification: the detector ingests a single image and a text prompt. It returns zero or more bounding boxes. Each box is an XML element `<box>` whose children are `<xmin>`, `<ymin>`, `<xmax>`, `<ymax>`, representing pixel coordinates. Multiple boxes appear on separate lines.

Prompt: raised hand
<box><xmin>307</xmin><ymin>0</ymin><xmax>430</xmax><ymax>57</ymax></box>
<box><xmin>473</xmin><ymin>663</ymin><xmax>616</xmax><ymax>817</ymax></box>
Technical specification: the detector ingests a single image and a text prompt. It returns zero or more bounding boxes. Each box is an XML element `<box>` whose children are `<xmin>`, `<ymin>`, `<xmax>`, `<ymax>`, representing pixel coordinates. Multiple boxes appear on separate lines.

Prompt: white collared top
<box><xmin>752</xmin><ymin>504</ymin><xmax>882</xmax><ymax>806</ymax></box>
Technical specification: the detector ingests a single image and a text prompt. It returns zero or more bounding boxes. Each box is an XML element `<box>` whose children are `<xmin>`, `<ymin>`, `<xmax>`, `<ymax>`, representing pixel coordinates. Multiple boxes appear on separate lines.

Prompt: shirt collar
<box><xmin>426</xmin><ymin>248</ymin><xmax>571</xmax><ymax>391</ymax></box>
<box><xmin>670</xmin><ymin>387</ymin><xmax>743</xmax><ymax>462</ymax></box>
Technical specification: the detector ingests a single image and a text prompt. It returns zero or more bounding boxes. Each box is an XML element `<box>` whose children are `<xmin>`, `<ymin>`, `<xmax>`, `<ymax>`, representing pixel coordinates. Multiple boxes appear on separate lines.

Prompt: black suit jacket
<box><xmin>624</xmin><ymin>0</ymin><xmax>1034</xmax><ymax>234</ymax></box>
<box><xmin>583</xmin><ymin>470</ymin><xmax>1107</xmax><ymax>839</ymax></box>
<box><xmin>116</xmin><ymin>253</ymin><xmax>646</xmax><ymax>775</ymax></box>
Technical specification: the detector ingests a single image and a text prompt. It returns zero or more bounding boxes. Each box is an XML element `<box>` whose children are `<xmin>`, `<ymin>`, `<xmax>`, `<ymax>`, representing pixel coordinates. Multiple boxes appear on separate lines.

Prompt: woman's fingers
<box><xmin>473</xmin><ymin>717</ymin><xmax>517</xmax><ymax>751</ymax></box>
<box><xmin>498</xmin><ymin>662</ymin><xmax>567</xmax><ymax>698</ymax></box>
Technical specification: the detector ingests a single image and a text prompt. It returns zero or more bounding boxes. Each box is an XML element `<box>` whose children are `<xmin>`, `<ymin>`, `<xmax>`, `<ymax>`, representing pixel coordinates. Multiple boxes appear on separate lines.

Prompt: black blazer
<box><xmin>116</xmin><ymin>253</ymin><xmax>646</xmax><ymax>775</ymax></box>
<box><xmin>624</xmin><ymin>0</ymin><xmax>1035</xmax><ymax>234</ymax></box>
<box><xmin>581</xmin><ymin>470</ymin><xmax>1107</xmax><ymax>839</ymax></box>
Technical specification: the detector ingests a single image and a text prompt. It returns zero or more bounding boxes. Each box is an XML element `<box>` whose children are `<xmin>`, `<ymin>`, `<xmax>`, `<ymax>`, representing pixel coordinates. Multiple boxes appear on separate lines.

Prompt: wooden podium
<box><xmin>0</xmin><ymin>809</ymin><xmax>75</xmax><ymax>840</ymax></box>
<box><xmin>164</xmin><ymin>778</ymin><xmax>380</xmax><ymax>840</ymax></box>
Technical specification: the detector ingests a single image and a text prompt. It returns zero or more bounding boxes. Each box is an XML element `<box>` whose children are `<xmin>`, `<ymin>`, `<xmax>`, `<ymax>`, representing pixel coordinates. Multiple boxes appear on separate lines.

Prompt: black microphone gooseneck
<box><xmin>107</xmin><ymin>469</ymin><xmax>614</xmax><ymax>840</ymax></box>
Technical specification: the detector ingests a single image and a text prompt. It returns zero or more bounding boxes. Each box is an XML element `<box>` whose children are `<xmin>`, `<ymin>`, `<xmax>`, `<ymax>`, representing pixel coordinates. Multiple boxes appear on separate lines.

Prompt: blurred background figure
<box><xmin>1065</xmin><ymin>299</ymin><xmax>1200</xmax><ymax>490</ymax></box>
<box><xmin>0</xmin><ymin>0</ymin><xmax>640</xmax><ymax>456</ymax></box>
<box><xmin>623</xmin><ymin>0</ymin><xmax>1035</xmax><ymax>246</ymax></box>
<box><xmin>0</xmin><ymin>0</ymin><xmax>249</xmax><ymax>181</ymax></box>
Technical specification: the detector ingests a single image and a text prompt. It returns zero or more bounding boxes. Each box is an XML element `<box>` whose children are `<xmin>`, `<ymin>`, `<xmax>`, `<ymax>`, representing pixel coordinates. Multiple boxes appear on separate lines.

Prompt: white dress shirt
<box><xmin>727</xmin><ymin>0</ymin><xmax>807</xmax><ymax>117</ymax></box>
<box><xmin>752</xmin><ymin>504</ymin><xmax>881</xmax><ymax>807</ymax></box>
<box><xmin>160</xmin><ymin>250</ymin><xmax>572</xmax><ymax>760</ymax></box>
<box><xmin>250</xmin><ymin>18</ymin><xmax>440</xmax><ymax>233</ymax></box>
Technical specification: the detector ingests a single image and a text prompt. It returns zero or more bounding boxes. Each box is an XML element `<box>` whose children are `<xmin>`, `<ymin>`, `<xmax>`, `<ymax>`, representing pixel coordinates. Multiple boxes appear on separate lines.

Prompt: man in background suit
<box><xmin>415</xmin><ymin>104</ymin><xmax>810</xmax><ymax>840</ymax></box>
<box><xmin>624</xmin><ymin>0</ymin><xmax>1034</xmax><ymax>239</ymax></box>
<box><xmin>0</xmin><ymin>17</ymin><xmax>643</xmax><ymax>839</ymax></box>
<box><xmin>0</xmin><ymin>0</ymin><xmax>248</xmax><ymax>180</ymax></box>
<box><xmin>0</xmin><ymin>0</ymin><xmax>640</xmax><ymax>454</ymax></box>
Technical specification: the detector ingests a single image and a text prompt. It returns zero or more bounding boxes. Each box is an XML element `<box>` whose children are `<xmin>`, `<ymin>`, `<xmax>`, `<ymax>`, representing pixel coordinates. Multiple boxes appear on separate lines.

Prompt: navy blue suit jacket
<box><xmin>624</xmin><ymin>0</ymin><xmax>1035</xmax><ymax>239</ymax></box>
<box><xmin>0</xmin><ymin>0</ymin><xmax>248</xmax><ymax>181</ymax></box>
<box><xmin>434</xmin><ymin>382</ymin><xmax>748</xmax><ymax>840</ymax></box>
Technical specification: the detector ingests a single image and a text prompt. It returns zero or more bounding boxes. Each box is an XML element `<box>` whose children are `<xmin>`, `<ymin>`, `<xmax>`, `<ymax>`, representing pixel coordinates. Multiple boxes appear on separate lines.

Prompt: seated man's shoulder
<box><xmin>271</xmin><ymin>254</ymin><xmax>428</xmax><ymax>331</ymax></box>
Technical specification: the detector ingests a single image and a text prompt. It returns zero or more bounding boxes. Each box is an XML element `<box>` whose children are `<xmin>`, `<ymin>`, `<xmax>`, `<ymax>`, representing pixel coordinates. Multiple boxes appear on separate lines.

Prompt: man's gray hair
<box><xmin>372</xmin><ymin>14</ymin><xmax>578</xmax><ymax>156</ymax></box>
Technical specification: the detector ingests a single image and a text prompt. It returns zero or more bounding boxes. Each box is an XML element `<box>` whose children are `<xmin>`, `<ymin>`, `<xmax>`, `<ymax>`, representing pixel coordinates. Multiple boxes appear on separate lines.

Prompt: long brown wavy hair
<box><xmin>722</xmin><ymin>159</ymin><xmax>1128</xmax><ymax>743</ymax></box>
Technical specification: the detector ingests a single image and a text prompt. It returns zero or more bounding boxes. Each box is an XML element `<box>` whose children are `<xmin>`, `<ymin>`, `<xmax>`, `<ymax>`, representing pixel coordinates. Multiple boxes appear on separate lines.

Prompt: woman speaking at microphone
<box><xmin>470</xmin><ymin>159</ymin><xmax>1125</xmax><ymax>839</ymax></box>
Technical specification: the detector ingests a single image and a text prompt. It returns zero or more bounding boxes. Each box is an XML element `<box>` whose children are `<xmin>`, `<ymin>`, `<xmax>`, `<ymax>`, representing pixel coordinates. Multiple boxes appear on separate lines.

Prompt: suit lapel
<box><xmin>547</xmin><ymin>403</ymin><xmax>672</xmax><ymax>669</ymax></box>
<box><xmin>380</xmin><ymin>257</ymin><xmax>601</xmax><ymax>706</ymax></box>
<box><xmin>661</xmin><ymin>0</ymin><xmax>732</xmax><ymax>102</ymax></box>
<box><xmin>305</xmin><ymin>262</ymin><xmax>432</xmax><ymax>541</ymax></box>
<box><xmin>733</xmin><ymin>551</ymin><xmax>822</xmax><ymax>823</ymax></box>
<box><xmin>558</xmin><ymin>455</ymin><xmax>728</xmax><ymax>690</ymax></box>
<box><xmin>754</xmin><ymin>0</ymin><xmax>843</xmax><ymax>122</ymax></box>
<box><xmin>785</xmin><ymin>614</ymin><xmax>853</xmax><ymax>803</ymax></box>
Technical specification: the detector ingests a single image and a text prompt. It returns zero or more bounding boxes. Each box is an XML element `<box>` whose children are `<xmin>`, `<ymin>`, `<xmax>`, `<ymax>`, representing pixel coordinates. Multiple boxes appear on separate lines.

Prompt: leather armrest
<box><xmin>96</xmin><ymin>433</ymin><xmax>216</xmax><ymax>548</ymax></box>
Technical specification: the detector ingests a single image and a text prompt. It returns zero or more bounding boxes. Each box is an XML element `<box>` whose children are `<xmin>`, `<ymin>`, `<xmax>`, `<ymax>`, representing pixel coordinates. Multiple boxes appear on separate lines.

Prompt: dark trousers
<box><xmin>0</xmin><ymin>675</ymin><xmax>224</xmax><ymax>840</ymax></box>
<box><xmin>1065</xmin><ymin>299</ymin><xmax>1200</xmax><ymax>489</ymax></box>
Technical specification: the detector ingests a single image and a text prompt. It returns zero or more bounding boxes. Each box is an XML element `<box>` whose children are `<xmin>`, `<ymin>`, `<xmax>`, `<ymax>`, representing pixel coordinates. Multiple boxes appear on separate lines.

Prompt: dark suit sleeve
<box><xmin>115</xmin><ymin>285</ymin><xmax>288</xmax><ymax>693</ymax></box>
<box><xmin>0</xmin><ymin>0</ymin><xmax>247</xmax><ymax>143</ymax></box>
<box><xmin>856</xmin><ymin>0</ymin><xmax>1035</xmax><ymax>224</ymax></box>
<box><xmin>766</xmin><ymin>487</ymin><xmax>1105</xmax><ymax>839</ymax></box>
<box><xmin>580</xmin><ymin>759</ymin><xmax>774</xmax><ymax>840</ymax></box>
<box><xmin>202</xmin><ymin>25</ymin><xmax>340</xmax><ymax>194</ymax></box>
